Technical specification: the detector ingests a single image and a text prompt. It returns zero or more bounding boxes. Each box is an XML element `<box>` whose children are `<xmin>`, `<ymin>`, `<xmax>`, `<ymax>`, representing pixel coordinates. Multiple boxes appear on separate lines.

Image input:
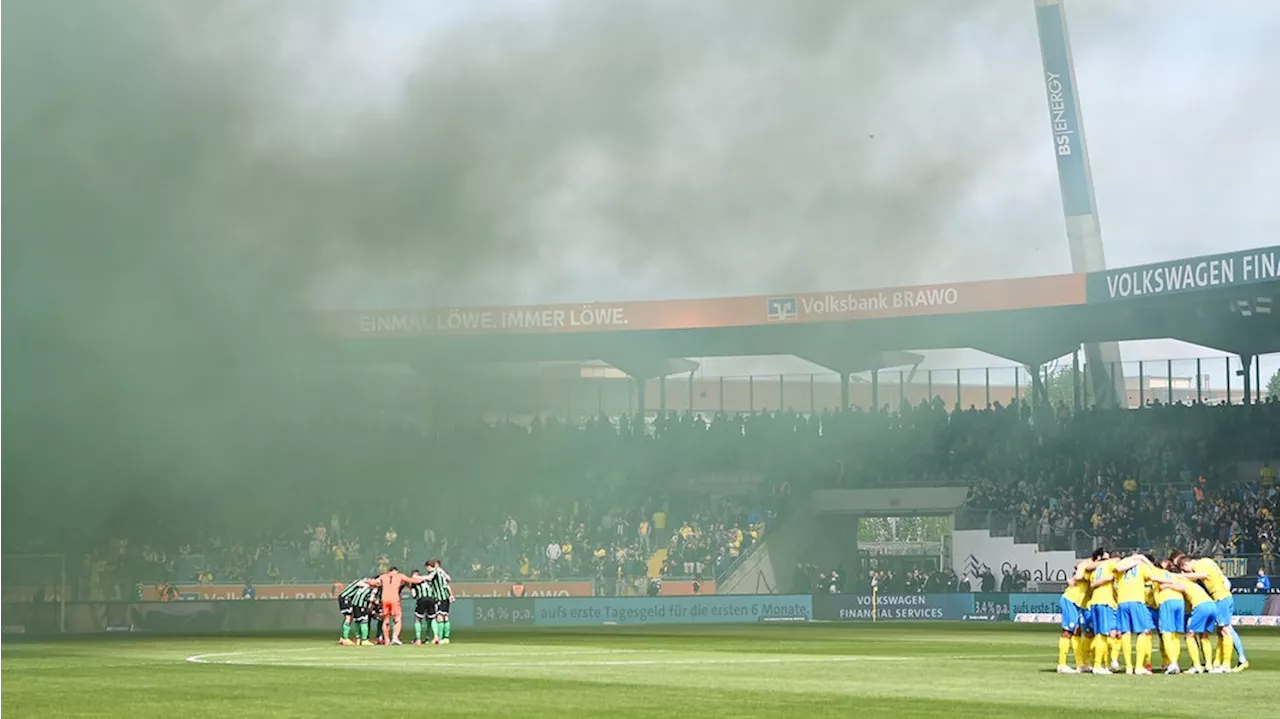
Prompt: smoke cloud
<box><xmin>4</xmin><ymin>0</ymin><xmax>1277</xmax><ymax>545</ymax></box>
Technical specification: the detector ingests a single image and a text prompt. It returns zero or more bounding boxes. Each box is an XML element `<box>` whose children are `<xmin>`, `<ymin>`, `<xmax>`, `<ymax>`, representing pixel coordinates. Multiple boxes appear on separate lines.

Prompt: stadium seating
<box><xmin>58</xmin><ymin>397</ymin><xmax>1280</xmax><ymax>596</ymax></box>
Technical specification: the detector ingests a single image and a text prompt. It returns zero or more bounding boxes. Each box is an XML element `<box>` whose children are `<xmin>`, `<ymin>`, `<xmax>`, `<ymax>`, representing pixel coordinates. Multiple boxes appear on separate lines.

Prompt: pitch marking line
<box><xmin>187</xmin><ymin>646</ymin><xmax>1051</xmax><ymax>669</ymax></box>
<box><xmin>186</xmin><ymin>648</ymin><xmax>648</xmax><ymax>664</ymax></box>
<box><xmin>186</xmin><ymin>648</ymin><xmax>1042</xmax><ymax>669</ymax></box>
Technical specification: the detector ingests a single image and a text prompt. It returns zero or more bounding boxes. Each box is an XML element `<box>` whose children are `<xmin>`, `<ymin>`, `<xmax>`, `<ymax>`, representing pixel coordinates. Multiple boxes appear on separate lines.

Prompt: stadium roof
<box><xmin>309</xmin><ymin>246</ymin><xmax>1279</xmax><ymax>372</ymax></box>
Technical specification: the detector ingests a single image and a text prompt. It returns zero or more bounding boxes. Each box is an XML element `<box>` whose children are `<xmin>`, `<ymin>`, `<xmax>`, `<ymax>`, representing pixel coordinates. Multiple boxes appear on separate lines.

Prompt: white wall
<box><xmin>951</xmin><ymin>529</ymin><xmax>1078</xmax><ymax>584</ymax></box>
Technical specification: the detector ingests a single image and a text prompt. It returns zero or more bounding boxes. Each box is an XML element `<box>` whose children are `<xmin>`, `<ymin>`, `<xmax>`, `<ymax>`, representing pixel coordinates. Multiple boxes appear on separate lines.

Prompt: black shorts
<box><xmin>415</xmin><ymin>598</ymin><xmax>437</xmax><ymax>619</ymax></box>
<box><xmin>338</xmin><ymin>597</ymin><xmax>353</xmax><ymax>616</ymax></box>
<box><xmin>435</xmin><ymin>599</ymin><xmax>451</xmax><ymax>616</ymax></box>
<box><xmin>352</xmin><ymin>603</ymin><xmax>370</xmax><ymax>621</ymax></box>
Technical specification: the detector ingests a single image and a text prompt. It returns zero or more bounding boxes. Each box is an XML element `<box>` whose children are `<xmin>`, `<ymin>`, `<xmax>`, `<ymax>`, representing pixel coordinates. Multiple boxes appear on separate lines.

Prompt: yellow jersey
<box><xmin>1179</xmin><ymin>577</ymin><xmax>1214</xmax><ymax>608</ymax></box>
<box><xmin>1148</xmin><ymin>568</ymin><xmax>1181</xmax><ymax>606</ymax></box>
<box><xmin>1061</xmin><ymin>564</ymin><xmax>1090</xmax><ymax>607</ymax></box>
<box><xmin>1190</xmin><ymin>558</ymin><xmax>1231</xmax><ymax>600</ymax></box>
<box><xmin>1087</xmin><ymin>559</ymin><xmax>1118</xmax><ymax>608</ymax></box>
<box><xmin>1144</xmin><ymin>579</ymin><xmax>1158</xmax><ymax>609</ymax></box>
<box><xmin>1115</xmin><ymin>562</ymin><xmax>1150</xmax><ymax>605</ymax></box>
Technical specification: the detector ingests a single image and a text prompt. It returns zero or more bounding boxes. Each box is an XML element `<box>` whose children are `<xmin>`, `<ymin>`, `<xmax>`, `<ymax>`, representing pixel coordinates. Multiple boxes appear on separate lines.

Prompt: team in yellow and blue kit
<box><xmin>1055</xmin><ymin>548</ymin><xmax>1249</xmax><ymax>675</ymax></box>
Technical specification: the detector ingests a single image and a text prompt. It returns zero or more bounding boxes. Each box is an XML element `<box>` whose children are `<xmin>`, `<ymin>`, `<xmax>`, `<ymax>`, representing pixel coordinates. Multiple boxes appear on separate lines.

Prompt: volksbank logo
<box><xmin>767</xmin><ymin>297</ymin><xmax>797</xmax><ymax>322</ymax></box>
<box><xmin>964</xmin><ymin>554</ymin><xmax>983</xmax><ymax>575</ymax></box>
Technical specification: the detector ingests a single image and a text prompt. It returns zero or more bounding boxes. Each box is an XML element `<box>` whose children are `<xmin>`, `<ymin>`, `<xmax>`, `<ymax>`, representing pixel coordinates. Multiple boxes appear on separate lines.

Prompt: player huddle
<box><xmin>1056</xmin><ymin>549</ymin><xmax>1249</xmax><ymax>675</ymax></box>
<box><xmin>334</xmin><ymin>559</ymin><xmax>455</xmax><ymax>646</ymax></box>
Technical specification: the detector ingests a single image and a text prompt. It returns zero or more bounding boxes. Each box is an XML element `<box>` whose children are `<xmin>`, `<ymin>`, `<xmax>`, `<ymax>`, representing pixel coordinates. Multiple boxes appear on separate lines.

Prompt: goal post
<box><xmin>2</xmin><ymin>554</ymin><xmax>68</xmax><ymax>634</ymax></box>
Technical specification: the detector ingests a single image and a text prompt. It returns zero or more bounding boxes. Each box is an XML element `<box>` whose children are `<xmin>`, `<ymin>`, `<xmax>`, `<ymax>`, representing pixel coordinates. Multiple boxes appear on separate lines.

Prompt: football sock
<box><xmin>1200</xmin><ymin>638</ymin><xmax>1215</xmax><ymax>667</ymax></box>
<box><xmin>1230</xmin><ymin>628</ymin><xmax>1247</xmax><ymax>662</ymax></box>
<box><xmin>414</xmin><ymin>620</ymin><xmax>423</xmax><ymax>641</ymax></box>
<box><xmin>1058</xmin><ymin>637</ymin><xmax>1070</xmax><ymax>666</ymax></box>
<box><xmin>341</xmin><ymin>622</ymin><xmax>351</xmax><ymax>640</ymax></box>
<box><xmin>1093</xmin><ymin>635</ymin><xmax>1107</xmax><ymax>669</ymax></box>
<box><xmin>1136</xmin><ymin>633</ymin><xmax>1152</xmax><ymax>668</ymax></box>
<box><xmin>1109</xmin><ymin>636</ymin><xmax>1121</xmax><ymax>665</ymax></box>
<box><xmin>1122</xmin><ymin>633</ymin><xmax>1134</xmax><ymax>671</ymax></box>
<box><xmin>1185</xmin><ymin>636</ymin><xmax>1201</xmax><ymax>668</ymax></box>
<box><xmin>443</xmin><ymin>620</ymin><xmax>451</xmax><ymax>639</ymax></box>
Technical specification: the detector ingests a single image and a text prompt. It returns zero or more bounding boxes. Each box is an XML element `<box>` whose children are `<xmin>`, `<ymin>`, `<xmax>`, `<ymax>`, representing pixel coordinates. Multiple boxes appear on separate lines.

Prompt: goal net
<box><xmin>1</xmin><ymin>554</ymin><xmax>68</xmax><ymax>634</ymax></box>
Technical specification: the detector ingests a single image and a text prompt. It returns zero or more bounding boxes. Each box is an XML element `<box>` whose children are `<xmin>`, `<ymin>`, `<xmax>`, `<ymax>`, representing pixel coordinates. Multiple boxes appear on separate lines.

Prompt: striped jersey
<box><xmin>425</xmin><ymin>569</ymin><xmax>451</xmax><ymax>600</ymax></box>
<box><xmin>411</xmin><ymin>579</ymin><xmax>432</xmax><ymax>600</ymax></box>
<box><xmin>340</xmin><ymin>580</ymin><xmax>374</xmax><ymax>606</ymax></box>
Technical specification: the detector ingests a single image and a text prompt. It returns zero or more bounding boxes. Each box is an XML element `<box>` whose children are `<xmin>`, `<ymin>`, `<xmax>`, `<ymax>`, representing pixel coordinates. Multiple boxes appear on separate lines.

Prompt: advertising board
<box><xmin>531</xmin><ymin>595</ymin><xmax>811</xmax><ymax>626</ymax></box>
<box><xmin>812</xmin><ymin>593</ymin><xmax>974</xmax><ymax>621</ymax></box>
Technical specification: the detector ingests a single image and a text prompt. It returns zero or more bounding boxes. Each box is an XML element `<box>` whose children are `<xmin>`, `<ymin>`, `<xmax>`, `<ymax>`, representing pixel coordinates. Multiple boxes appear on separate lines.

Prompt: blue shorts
<box><xmin>1187</xmin><ymin>603</ymin><xmax>1217</xmax><ymax>634</ymax></box>
<box><xmin>1149</xmin><ymin>607</ymin><xmax>1160</xmax><ymax>631</ymax></box>
<box><xmin>1157</xmin><ymin>600</ymin><xmax>1185</xmax><ymax>634</ymax></box>
<box><xmin>1118</xmin><ymin>602</ymin><xmax>1154</xmax><ymax>634</ymax></box>
<box><xmin>1059</xmin><ymin>597</ymin><xmax>1085</xmax><ymax>632</ymax></box>
<box><xmin>1090</xmin><ymin>604</ymin><xmax>1117</xmax><ymax>635</ymax></box>
<box><xmin>1213</xmin><ymin>595</ymin><xmax>1235</xmax><ymax>629</ymax></box>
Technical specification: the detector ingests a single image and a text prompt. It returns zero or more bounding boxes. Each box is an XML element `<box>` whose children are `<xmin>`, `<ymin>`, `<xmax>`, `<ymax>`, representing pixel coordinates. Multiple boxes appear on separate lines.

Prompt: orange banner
<box><xmin>660</xmin><ymin>580</ymin><xmax>716</xmax><ymax>596</ymax></box>
<box><xmin>140</xmin><ymin>581</ymin><xmax>596</xmax><ymax>601</ymax></box>
<box><xmin>449</xmin><ymin>581</ymin><xmax>593</xmax><ymax>598</ymax></box>
<box><xmin>315</xmin><ymin>274</ymin><xmax>1086</xmax><ymax>337</ymax></box>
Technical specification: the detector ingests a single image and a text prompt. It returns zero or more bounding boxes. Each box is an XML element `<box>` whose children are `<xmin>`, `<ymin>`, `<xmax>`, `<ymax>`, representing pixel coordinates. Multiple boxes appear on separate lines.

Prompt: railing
<box><xmin>711</xmin><ymin>499</ymin><xmax>799</xmax><ymax>585</ymax></box>
<box><xmin>460</xmin><ymin>354</ymin><xmax>1275</xmax><ymax>421</ymax></box>
<box><xmin>953</xmin><ymin>506</ymin><xmax>1099</xmax><ymax>557</ymax></box>
<box><xmin>714</xmin><ymin>531</ymin><xmax>771</xmax><ymax>585</ymax></box>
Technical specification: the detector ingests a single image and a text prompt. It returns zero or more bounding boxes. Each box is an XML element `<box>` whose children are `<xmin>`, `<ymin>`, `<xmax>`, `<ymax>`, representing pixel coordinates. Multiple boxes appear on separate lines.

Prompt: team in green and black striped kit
<box><xmin>335</xmin><ymin>578</ymin><xmax>380</xmax><ymax>646</ymax></box>
<box><xmin>336</xmin><ymin>559</ymin><xmax>452</xmax><ymax>646</ymax></box>
<box><xmin>411</xmin><ymin>560</ymin><xmax>455</xmax><ymax>645</ymax></box>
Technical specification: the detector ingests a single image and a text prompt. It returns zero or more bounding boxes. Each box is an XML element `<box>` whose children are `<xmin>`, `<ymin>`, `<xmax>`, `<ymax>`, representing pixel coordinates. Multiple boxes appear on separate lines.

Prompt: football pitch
<box><xmin>3</xmin><ymin>623</ymin><xmax>1277</xmax><ymax>718</ymax></box>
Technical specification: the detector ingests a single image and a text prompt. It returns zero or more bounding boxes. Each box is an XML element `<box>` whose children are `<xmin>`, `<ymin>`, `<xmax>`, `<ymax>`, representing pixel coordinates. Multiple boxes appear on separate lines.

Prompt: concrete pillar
<box><xmin>635</xmin><ymin>376</ymin><xmax>647</xmax><ymax>418</ymax></box>
<box><xmin>1241</xmin><ymin>354</ymin><xmax>1254</xmax><ymax>405</ymax></box>
<box><xmin>1072</xmin><ymin>349</ymin><xmax>1081</xmax><ymax>412</ymax></box>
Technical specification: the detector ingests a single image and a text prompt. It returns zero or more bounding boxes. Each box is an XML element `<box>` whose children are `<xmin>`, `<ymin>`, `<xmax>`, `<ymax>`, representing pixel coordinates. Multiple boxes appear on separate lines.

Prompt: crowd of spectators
<box><xmin>68</xmin><ymin>492</ymin><xmax>773</xmax><ymax>600</ymax></box>
<box><xmin>45</xmin><ymin>393</ymin><xmax>1280</xmax><ymax>600</ymax></box>
<box><xmin>959</xmin><ymin>399</ymin><xmax>1279</xmax><ymax>563</ymax></box>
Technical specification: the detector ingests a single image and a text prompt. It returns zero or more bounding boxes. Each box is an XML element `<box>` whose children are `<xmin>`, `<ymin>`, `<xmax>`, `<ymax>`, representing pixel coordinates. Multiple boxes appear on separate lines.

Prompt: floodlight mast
<box><xmin>1033</xmin><ymin>0</ymin><xmax>1127</xmax><ymax>408</ymax></box>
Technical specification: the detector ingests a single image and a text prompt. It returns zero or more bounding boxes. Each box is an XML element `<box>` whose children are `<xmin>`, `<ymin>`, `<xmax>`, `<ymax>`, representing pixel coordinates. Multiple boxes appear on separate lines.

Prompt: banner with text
<box><xmin>813</xmin><ymin>593</ymin><xmax>975</xmax><ymax>621</ymax></box>
<box><xmin>531</xmin><ymin>595</ymin><xmax>811</xmax><ymax>626</ymax></box>
<box><xmin>315</xmin><ymin>275</ymin><xmax>1086</xmax><ymax>338</ymax></box>
<box><xmin>2</xmin><ymin>599</ymin><xmax>482</xmax><ymax>636</ymax></box>
<box><xmin>970</xmin><ymin>592</ymin><xmax>1012</xmax><ymax>622</ymax></box>
<box><xmin>1008</xmin><ymin>593</ymin><xmax>1066</xmax><ymax>617</ymax></box>
<box><xmin>142</xmin><ymin>581</ymin><xmax>594</xmax><ymax>602</ymax></box>
<box><xmin>1087</xmin><ymin>247</ymin><xmax>1280</xmax><ymax>303</ymax></box>
<box><xmin>1035</xmin><ymin>1</ymin><xmax>1092</xmax><ymax>218</ymax></box>
<box><xmin>470</xmin><ymin>598</ymin><xmax>535</xmax><ymax>627</ymax></box>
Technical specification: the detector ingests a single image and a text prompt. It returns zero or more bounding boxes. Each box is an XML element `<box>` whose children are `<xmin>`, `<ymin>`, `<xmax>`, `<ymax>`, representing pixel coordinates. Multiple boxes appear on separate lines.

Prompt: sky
<box><xmin>316</xmin><ymin>0</ymin><xmax>1280</xmax><ymax>381</ymax></box>
<box><xmin>5</xmin><ymin>0</ymin><xmax>1279</xmax><ymax>387</ymax></box>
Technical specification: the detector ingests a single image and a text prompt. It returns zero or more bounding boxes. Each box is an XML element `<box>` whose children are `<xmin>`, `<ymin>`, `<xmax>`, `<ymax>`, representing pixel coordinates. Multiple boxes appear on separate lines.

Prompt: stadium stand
<box><xmin>51</xmin><ymin>393</ymin><xmax>1280</xmax><ymax>601</ymax></box>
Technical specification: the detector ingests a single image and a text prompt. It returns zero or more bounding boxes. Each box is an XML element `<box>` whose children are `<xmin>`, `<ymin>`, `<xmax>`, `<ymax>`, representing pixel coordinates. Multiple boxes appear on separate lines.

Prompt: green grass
<box><xmin>3</xmin><ymin>623</ymin><xmax>1277</xmax><ymax>718</ymax></box>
